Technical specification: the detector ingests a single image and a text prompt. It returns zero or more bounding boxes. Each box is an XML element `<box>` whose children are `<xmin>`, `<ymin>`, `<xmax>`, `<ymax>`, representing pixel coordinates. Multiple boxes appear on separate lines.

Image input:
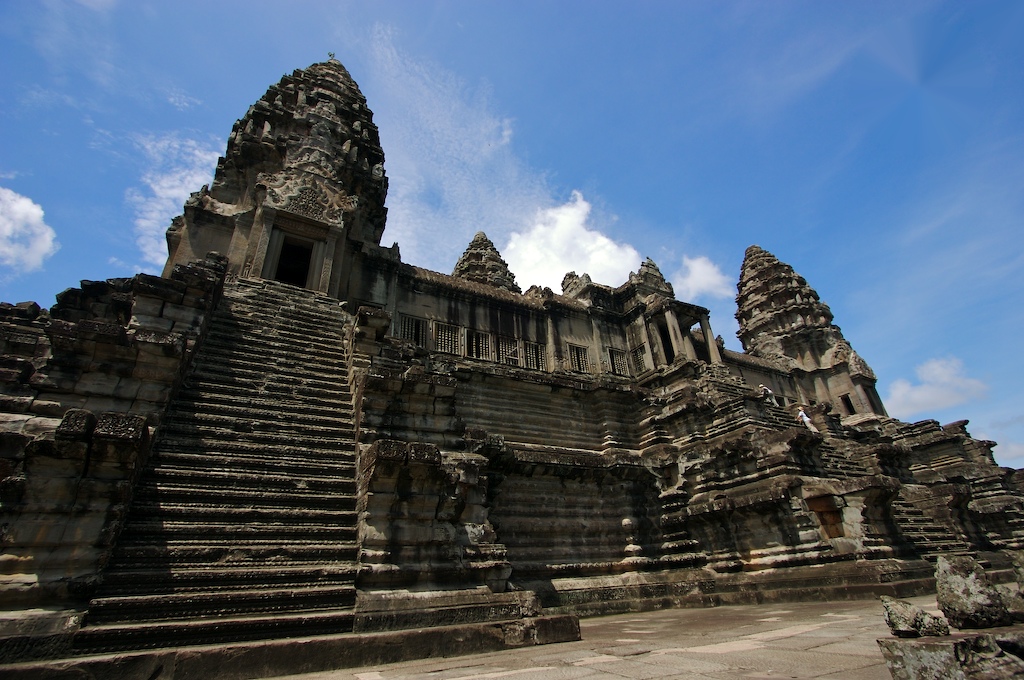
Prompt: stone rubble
<box><xmin>936</xmin><ymin>555</ymin><xmax>1014</xmax><ymax>630</ymax></box>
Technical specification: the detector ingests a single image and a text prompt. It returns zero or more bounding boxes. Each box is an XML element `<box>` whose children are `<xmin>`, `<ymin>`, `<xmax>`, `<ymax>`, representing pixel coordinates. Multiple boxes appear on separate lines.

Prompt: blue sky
<box><xmin>1</xmin><ymin>1</ymin><xmax>1022</xmax><ymax>465</ymax></box>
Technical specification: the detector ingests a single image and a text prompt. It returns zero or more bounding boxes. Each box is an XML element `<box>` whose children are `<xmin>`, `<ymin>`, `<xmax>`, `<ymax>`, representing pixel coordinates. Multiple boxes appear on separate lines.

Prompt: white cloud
<box><xmin>671</xmin><ymin>255</ymin><xmax>734</xmax><ymax>303</ymax></box>
<box><xmin>0</xmin><ymin>186</ymin><xmax>60</xmax><ymax>275</ymax></box>
<box><xmin>365</xmin><ymin>25</ymin><xmax>550</xmax><ymax>272</ymax></box>
<box><xmin>125</xmin><ymin>134</ymin><xmax>219</xmax><ymax>270</ymax></box>
<box><xmin>992</xmin><ymin>441</ymin><xmax>1024</xmax><ymax>466</ymax></box>
<box><xmin>503</xmin><ymin>191</ymin><xmax>642</xmax><ymax>291</ymax></box>
<box><xmin>885</xmin><ymin>357</ymin><xmax>988</xmax><ymax>419</ymax></box>
<box><xmin>364</xmin><ymin>29</ymin><xmax>646</xmax><ymax>289</ymax></box>
<box><xmin>166</xmin><ymin>89</ymin><xmax>201</xmax><ymax>111</ymax></box>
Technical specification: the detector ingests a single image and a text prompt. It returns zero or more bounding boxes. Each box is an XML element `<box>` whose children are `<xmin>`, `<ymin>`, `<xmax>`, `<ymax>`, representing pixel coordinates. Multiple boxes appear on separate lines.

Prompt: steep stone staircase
<box><xmin>75</xmin><ymin>278</ymin><xmax>359</xmax><ymax>652</ymax></box>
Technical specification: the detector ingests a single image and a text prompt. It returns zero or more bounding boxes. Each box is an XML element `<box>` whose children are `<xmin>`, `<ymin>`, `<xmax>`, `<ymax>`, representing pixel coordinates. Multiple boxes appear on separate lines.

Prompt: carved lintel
<box><xmin>257</xmin><ymin>172</ymin><xmax>357</xmax><ymax>225</ymax></box>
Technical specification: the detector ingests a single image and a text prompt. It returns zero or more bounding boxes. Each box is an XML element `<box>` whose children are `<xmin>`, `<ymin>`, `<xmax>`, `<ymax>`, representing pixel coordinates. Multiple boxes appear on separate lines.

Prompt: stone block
<box><xmin>77</xmin><ymin>320</ymin><xmax>127</xmax><ymax>345</ymax></box>
<box><xmin>936</xmin><ymin>555</ymin><xmax>1013</xmax><ymax>629</ymax></box>
<box><xmin>133</xmin><ymin>330</ymin><xmax>185</xmax><ymax>355</ymax></box>
<box><xmin>34</xmin><ymin>393</ymin><xmax>87</xmax><ymax>411</ymax></box>
<box><xmin>28</xmin><ymin>400</ymin><xmax>68</xmax><ymax>418</ymax></box>
<box><xmin>0</xmin><ymin>395</ymin><xmax>33</xmax><ymax>413</ymax></box>
<box><xmin>879</xmin><ymin>630</ymin><xmax>1024</xmax><ymax>679</ymax></box>
<box><xmin>133</xmin><ymin>275</ymin><xmax>186</xmax><ymax>303</ymax></box>
<box><xmin>130</xmin><ymin>296</ymin><xmax>164</xmax><ymax>317</ymax></box>
<box><xmin>132</xmin><ymin>363</ymin><xmax>179</xmax><ymax>382</ymax></box>
<box><xmin>91</xmin><ymin>412</ymin><xmax>148</xmax><ymax>464</ymax></box>
<box><xmin>82</xmin><ymin>396</ymin><xmax>129</xmax><ymax>414</ymax></box>
<box><xmin>129</xmin><ymin>314</ymin><xmax>174</xmax><ymax>333</ymax></box>
<box><xmin>112</xmin><ymin>378</ymin><xmax>141</xmax><ymax>400</ymax></box>
<box><xmin>162</xmin><ymin>302</ymin><xmax>201</xmax><ymax>325</ymax></box>
<box><xmin>12</xmin><ymin>416</ymin><xmax>62</xmax><ymax>437</ymax></box>
<box><xmin>135</xmin><ymin>381</ymin><xmax>172</xmax><ymax>403</ymax></box>
<box><xmin>22</xmin><ymin>476</ymin><xmax>82</xmax><ymax>508</ymax></box>
<box><xmin>73</xmin><ymin>372</ymin><xmax>121</xmax><ymax>397</ymax></box>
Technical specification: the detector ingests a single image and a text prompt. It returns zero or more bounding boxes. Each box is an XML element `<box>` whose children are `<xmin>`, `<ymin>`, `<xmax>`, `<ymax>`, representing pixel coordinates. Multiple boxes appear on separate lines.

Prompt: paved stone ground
<box><xmin>268</xmin><ymin>596</ymin><xmax>936</xmax><ymax>679</ymax></box>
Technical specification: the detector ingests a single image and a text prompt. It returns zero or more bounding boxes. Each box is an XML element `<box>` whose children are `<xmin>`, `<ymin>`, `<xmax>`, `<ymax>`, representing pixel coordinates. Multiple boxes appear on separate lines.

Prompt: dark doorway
<box><xmin>274</xmin><ymin>238</ymin><xmax>313</xmax><ymax>287</ymax></box>
<box><xmin>656</xmin><ymin>320</ymin><xmax>675</xmax><ymax>363</ymax></box>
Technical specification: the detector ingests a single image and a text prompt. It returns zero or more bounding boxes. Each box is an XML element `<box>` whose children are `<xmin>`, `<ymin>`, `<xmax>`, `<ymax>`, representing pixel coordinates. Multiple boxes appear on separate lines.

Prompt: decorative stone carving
<box><xmin>258</xmin><ymin>172</ymin><xmax>357</xmax><ymax>225</ymax></box>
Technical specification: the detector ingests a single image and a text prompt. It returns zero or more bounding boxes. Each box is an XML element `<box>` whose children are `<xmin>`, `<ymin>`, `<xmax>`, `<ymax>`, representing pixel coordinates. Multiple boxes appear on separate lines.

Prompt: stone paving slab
<box><xmin>267</xmin><ymin>596</ymin><xmax>928</xmax><ymax>680</ymax></box>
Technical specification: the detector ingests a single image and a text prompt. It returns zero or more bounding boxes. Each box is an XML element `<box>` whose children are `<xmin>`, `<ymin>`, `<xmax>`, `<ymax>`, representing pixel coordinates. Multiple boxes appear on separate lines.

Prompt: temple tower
<box><xmin>451</xmin><ymin>231</ymin><xmax>521</xmax><ymax>293</ymax></box>
<box><xmin>163</xmin><ymin>58</ymin><xmax>389</xmax><ymax>298</ymax></box>
<box><xmin>735</xmin><ymin>245</ymin><xmax>885</xmax><ymax>416</ymax></box>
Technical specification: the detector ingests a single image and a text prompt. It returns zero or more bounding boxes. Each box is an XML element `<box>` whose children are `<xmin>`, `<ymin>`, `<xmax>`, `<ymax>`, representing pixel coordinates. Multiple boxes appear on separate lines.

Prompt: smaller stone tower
<box><xmin>735</xmin><ymin>245</ymin><xmax>885</xmax><ymax>416</ymax></box>
<box><xmin>451</xmin><ymin>232</ymin><xmax>521</xmax><ymax>293</ymax></box>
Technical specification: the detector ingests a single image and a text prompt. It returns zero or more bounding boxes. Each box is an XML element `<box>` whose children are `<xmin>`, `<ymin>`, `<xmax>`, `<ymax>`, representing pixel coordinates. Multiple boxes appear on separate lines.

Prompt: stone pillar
<box><xmin>258</xmin><ymin>224</ymin><xmax>283</xmax><ymax>280</ymax></box>
<box><xmin>545</xmin><ymin>316</ymin><xmax>558</xmax><ymax>372</ymax></box>
<box><xmin>699</xmin><ymin>315</ymin><xmax>722</xmax><ymax>364</ymax></box>
<box><xmin>321</xmin><ymin>227</ymin><xmax>342</xmax><ymax>294</ymax></box>
<box><xmin>308</xmin><ymin>240</ymin><xmax>326</xmax><ymax>291</ymax></box>
<box><xmin>665</xmin><ymin>310</ymin><xmax>697</xmax><ymax>362</ymax></box>
<box><xmin>637</xmin><ymin>320</ymin><xmax>656</xmax><ymax>372</ymax></box>
<box><xmin>681</xmin><ymin>331</ymin><xmax>698</xmax><ymax>362</ymax></box>
<box><xmin>248</xmin><ymin>205</ymin><xmax>277</xmax><ymax>279</ymax></box>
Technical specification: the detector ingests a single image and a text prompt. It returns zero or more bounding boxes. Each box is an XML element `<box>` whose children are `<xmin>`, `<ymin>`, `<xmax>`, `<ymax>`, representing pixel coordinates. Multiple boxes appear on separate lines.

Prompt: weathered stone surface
<box><xmin>879</xmin><ymin>630</ymin><xmax>1024</xmax><ymax>680</ymax></box>
<box><xmin>881</xmin><ymin>595</ymin><xmax>950</xmax><ymax>637</ymax></box>
<box><xmin>937</xmin><ymin>556</ymin><xmax>1014</xmax><ymax>629</ymax></box>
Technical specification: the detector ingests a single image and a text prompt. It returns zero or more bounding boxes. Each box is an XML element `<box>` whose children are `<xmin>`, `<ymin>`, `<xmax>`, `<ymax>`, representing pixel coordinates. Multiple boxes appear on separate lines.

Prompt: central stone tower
<box><xmin>164</xmin><ymin>58</ymin><xmax>390</xmax><ymax>296</ymax></box>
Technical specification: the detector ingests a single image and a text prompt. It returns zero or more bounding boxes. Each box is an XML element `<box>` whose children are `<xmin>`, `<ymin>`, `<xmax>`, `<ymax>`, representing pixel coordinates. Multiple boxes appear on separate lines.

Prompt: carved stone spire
<box><xmin>197</xmin><ymin>58</ymin><xmax>387</xmax><ymax>241</ymax></box>
<box><xmin>452</xmin><ymin>232</ymin><xmax>521</xmax><ymax>294</ymax></box>
<box><xmin>736</xmin><ymin>245</ymin><xmax>833</xmax><ymax>354</ymax></box>
<box><xmin>735</xmin><ymin>245</ymin><xmax>874</xmax><ymax>379</ymax></box>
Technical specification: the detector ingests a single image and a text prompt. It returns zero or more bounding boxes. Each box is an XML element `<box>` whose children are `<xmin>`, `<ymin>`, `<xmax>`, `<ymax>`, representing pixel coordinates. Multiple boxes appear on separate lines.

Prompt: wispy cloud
<box><xmin>34</xmin><ymin>0</ymin><xmax>121</xmax><ymax>90</ymax></box>
<box><xmin>504</xmin><ymin>191</ymin><xmax>641</xmax><ymax>291</ymax></box>
<box><xmin>125</xmin><ymin>134</ymin><xmax>219</xmax><ymax>270</ymax></box>
<box><xmin>166</xmin><ymin>89</ymin><xmax>202</xmax><ymax>111</ymax></box>
<box><xmin>0</xmin><ymin>186</ymin><xmax>60</xmax><ymax>276</ymax></box>
<box><xmin>365</xmin><ymin>25</ymin><xmax>552</xmax><ymax>272</ymax></box>
<box><xmin>73</xmin><ymin>0</ymin><xmax>118</xmax><ymax>10</ymax></box>
<box><xmin>885</xmin><ymin>356</ymin><xmax>988</xmax><ymax>419</ymax></box>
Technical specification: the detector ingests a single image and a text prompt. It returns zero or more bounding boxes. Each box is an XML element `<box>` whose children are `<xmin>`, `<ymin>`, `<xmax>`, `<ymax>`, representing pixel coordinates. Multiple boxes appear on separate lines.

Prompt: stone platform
<box><xmin>0</xmin><ymin>613</ymin><xmax>579</xmax><ymax>680</ymax></box>
<box><xmin>265</xmin><ymin>595</ymin><xmax>911</xmax><ymax>680</ymax></box>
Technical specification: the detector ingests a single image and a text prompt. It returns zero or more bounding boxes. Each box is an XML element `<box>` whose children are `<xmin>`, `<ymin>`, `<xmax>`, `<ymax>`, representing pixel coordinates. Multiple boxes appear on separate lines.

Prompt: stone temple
<box><xmin>2</xmin><ymin>58</ymin><xmax>1023</xmax><ymax>677</ymax></box>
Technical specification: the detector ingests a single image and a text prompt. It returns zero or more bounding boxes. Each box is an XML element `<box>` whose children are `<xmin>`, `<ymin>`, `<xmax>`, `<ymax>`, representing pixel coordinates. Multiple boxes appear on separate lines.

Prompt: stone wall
<box><xmin>0</xmin><ymin>254</ymin><xmax>227</xmax><ymax>607</ymax></box>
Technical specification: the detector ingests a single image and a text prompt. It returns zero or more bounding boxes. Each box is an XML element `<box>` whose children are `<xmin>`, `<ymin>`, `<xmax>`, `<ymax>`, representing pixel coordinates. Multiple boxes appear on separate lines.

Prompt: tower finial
<box><xmin>328</xmin><ymin>51</ymin><xmax>336</xmax><ymax>61</ymax></box>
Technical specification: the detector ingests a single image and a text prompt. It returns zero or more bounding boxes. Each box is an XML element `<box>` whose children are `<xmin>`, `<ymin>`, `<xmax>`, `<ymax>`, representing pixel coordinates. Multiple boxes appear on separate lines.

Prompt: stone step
<box><xmin>124</xmin><ymin>503</ymin><xmax>358</xmax><ymax>524</ymax></box>
<box><xmin>151</xmin><ymin>446</ymin><xmax>356</xmax><ymax>474</ymax></box>
<box><xmin>137</xmin><ymin>467</ymin><xmax>356</xmax><ymax>494</ymax></box>
<box><xmin>79</xmin><ymin>277</ymin><xmax>359</xmax><ymax>654</ymax></box>
<box><xmin>187</xmin><ymin>364</ymin><xmax>349</xmax><ymax>393</ymax></box>
<box><xmin>178</xmin><ymin>382</ymin><xmax>353</xmax><ymax>407</ymax></box>
<box><xmin>168</xmin><ymin>395</ymin><xmax>353</xmax><ymax>421</ymax></box>
<box><xmin>132</xmin><ymin>483</ymin><xmax>357</xmax><ymax>509</ymax></box>
<box><xmin>73</xmin><ymin>608</ymin><xmax>357</xmax><ymax>653</ymax></box>
<box><xmin>160</xmin><ymin>411</ymin><xmax>356</xmax><ymax>436</ymax></box>
<box><xmin>110</xmin><ymin>541</ymin><xmax>359</xmax><ymax>565</ymax></box>
<box><xmin>196</xmin><ymin>326</ymin><xmax>347</xmax><ymax>352</ymax></box>
<box><xmin>188</xmin><ymin>340</ymin><xmax>348</xmax><ymax>368</ymax></box>
<box><xmin>118</xmin><ymin>521</ymin><xmax>358</xmax><ymax>542</ymax></box>
<box><xmin>86</xmin><ymin>584</ymin><xmax>358</xmax><ymax>624</ymax></box>
<box><xmin>98</xmin><ymin>563</ymin><xmax>358</xmax><ymax>592</ymax></box>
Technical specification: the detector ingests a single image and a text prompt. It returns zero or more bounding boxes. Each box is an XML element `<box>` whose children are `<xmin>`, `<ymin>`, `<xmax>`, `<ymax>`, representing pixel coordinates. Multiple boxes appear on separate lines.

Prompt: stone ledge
<box><xmin>0</xmin><ymin>615</ymin><xmax>580</xmax><ymax>680</ymax></box>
